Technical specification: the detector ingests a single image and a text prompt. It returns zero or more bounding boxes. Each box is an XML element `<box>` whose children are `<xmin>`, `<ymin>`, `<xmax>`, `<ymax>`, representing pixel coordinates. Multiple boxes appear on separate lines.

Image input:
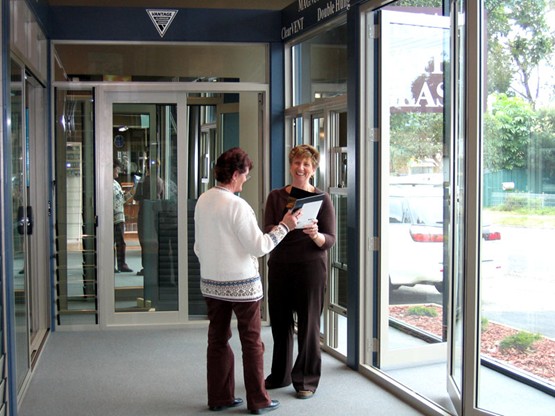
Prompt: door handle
<box><xmin>27</xmin><ymin>206</ymin><xmax>33</xmax><ymax>235</ymax></box>
<box><xmin>17</xmin><ymin>206</ymin><xmax>33</xmax><ymax>235</ymax></box>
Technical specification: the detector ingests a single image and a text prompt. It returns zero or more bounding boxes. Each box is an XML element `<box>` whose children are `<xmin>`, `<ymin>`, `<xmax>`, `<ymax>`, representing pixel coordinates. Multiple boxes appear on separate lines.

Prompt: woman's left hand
<box><xmin>303</xmin><ymin>219</ymin><xmax>319</xmax><ymax>240</ymax></box>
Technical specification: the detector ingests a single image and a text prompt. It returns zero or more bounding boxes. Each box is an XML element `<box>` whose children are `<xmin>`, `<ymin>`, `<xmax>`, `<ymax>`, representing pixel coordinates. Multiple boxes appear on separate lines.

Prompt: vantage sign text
<box><xmin>281</xmin><ymin>0</ymin><xmax>354</xmax><ymax>40</ymax></box>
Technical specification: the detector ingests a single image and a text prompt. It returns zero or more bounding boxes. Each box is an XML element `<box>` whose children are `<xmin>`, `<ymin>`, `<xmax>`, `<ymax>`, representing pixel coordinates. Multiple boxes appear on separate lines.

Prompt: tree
<box><xmin>530</xmin><ymin>106</ymin><xmax>555</xmax><ymax>182</ymax></box>
<box><xmin>484</xmin><ymin>93</ymin><xmax>535</xmax><ymax>171</ymax></box>
<box><xmin>390</xmin><ymin>112</ymin><xmax>444</xmax><ymax>174</ymax></box>
<box><xmin>486</xmin><ymin>0</ymin><xmax>555</xmax><ymax>108</ymax></box>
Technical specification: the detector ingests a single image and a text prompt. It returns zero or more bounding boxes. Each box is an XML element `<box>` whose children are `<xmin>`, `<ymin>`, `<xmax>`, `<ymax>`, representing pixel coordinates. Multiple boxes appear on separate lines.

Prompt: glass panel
<box><xmin>54</xmin><ymin>88</ymin><xmax>97</xmax><ymax>325</ymax></box>
<box><xmin>11</xmin><ymin>59</ymin><xmax>29</xmax><ymax>391</ymax></box>
<box><xmin>378</xmin><ymin>4</ymin><xmax>454</xmax><ymax>412</ymax></box>
<box><xmin>312</xmin><ymin>115</ymin><xmax>324</xmax><ymax>189</ymax></box>
<box><xmin>188</xmin><ymin>92</ymin><xmax>263</xmax><ymax>318</ymax></box>
<box><xmin>113</xmin><ymin>104</ymin><xmax>178</xmax><ymax>312</ymax></box>
<box><xmin>327</xmin><ymin>110</ymin><xmax>348</xmax><ymax>355</ymax></box>
<box><xmin>187</xmin><ymin>102</ymin><xmax>220</xmax><ymax>317</ymax></box>
<box><xmin>328</xmin><ymin>193</ymin><xmax>348</xmax><ymax>355</ymax></box>
<box><xmin>332</xmin><ymin>113</ymin><xmax>348</xmax><ymax>189</ymax></box>
<box><xmin>451</xmin><ymin>0</ymin><xmax>465</xmax><ymax>403</ymax></box>
<box><xmin>479</xmin><ymin>0</ymin><xmax>555</xmax><ymax>412</ymax></box>
<box><xmin>292</xmin><ymin>23</ymin><xmax>347</xmax><ymax>106</ymax></box>
<box><xmin>293</xmin><ymin>116</ymin><xmax>303</xmax><ymax>147</ymax></box>
<box><xmin>53</xmin><ymin>43</ymin><xmax>268</xmax><ymax>83</ymax></box>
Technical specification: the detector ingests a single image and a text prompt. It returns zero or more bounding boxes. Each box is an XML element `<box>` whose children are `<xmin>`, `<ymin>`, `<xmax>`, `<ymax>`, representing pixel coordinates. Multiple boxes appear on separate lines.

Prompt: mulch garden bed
<box><xmin>389</xmin><ymin>304</ymin><xmax>555</xmax><ymax>384</ymax></box>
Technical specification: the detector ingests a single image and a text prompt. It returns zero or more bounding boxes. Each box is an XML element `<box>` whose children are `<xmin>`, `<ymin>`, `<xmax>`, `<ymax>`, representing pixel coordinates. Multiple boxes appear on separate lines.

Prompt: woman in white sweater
<box><xmin>194</xmin><ymin>147</ymin><xmax>299</xmax><ymax>415</ymax></box>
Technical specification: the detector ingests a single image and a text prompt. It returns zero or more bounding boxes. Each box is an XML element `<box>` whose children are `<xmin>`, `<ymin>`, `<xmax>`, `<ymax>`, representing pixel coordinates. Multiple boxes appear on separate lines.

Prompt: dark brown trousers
<box><xmin>205</xmin><ymin>297</ymin><xmax>271</xmax><ymax>411</ymax></box>
<box><xmin>113</xmin><ymin>222</ymin><xmax>127</xmax><ymax>269</ymax></box>
<box><xmin>266</xmin><ymin>258</ymin><xmax>326</xmax><ymax>392</ymax></box>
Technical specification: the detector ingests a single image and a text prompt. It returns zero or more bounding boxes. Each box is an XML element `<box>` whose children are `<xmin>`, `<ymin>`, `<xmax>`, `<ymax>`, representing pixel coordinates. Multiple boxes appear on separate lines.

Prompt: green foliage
<box><xmin>481</xmin><ymin>317</ymin><xmax>490</xmax><ymax>333</ymax></box>
<box><xmin>390</xmin><ymin>112</ymin><xmax>443</xmax><ymax>174</ymax></box>
<box><xmin>532</xmin><ymin>107</ymin><xmax>555</xmax><ymax>179</ymax></box>
<box><xmin>486</xmin><ymin>208</ymin><xmax>555</xmax><ymax>227</ymax></box>
<box><xmin>487</xmin><ymin>41</ymin><xmax>514</xmax><ymax>94</ymax></box>
<box><xmin>485</xmin><ymin>0</ymin><xmax>555</xmax><ymax>106</ymax></box>
<box><xmin>499</xmin><ymin>193</ymin><xmax>546</xmax><ymax>211</ymax></box>
<box><xmin>499</xmin><ymin>331</ymin><xmax>542</xmax><ymax>353</ymax></box>
<box><xmin>406</xmin><ymin>305</ymin><xmax>438</xmax><ymax>317</ymax></box>
<box><xmin>484</xmin><ymin>94</ymin><xmax>535</xmax><ymax>171</ymax></box>
<box><xmin>534</xmin><ymin>108</ymin><xmax>555</xmax><ymax>146</ymax></box>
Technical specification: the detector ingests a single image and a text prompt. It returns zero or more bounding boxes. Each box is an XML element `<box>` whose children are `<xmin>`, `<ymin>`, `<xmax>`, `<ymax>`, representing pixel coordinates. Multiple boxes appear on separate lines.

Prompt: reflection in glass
<box><xmin>379</xmin><ymin>4</ymin><xmax>453</xmax><ymax>412</ymax></box>
<box><xmin>11</xmin><ymin>58</ymin><xmax>29</xmax><ymax>391</ymax></box>
<box><xmin>113</xmin><ymin>104</ymin><xmax>178</xmax><ymax>312</ymax></box>
<box><xmin>53</xmin><ymin>43</ymin><xmax>268</xmax><ymax>83</ymax></box>
<box><xmin>293</xmin><ymin>116</ymin><xmax>303</xmax><ymax>147</ymax></box>
<box><xmin>54</xmin><ymin>89</ymin><xmax>97</xmax><ymax>325</ymax></box>
<box><xmin>328</xmin><ymin>193</ymin><xmax>348</xmax><ymax>355</ymax></box>
<box><xmin>292</xmin><ymin>23</ymin><xmax>347</xmax><ymax>106</ymax></box>
<box><xmin>451</xmin><ymin>0</ymin><xmax>466</xmax><ymax>401</ymax></box>
<box><xmin>312</xmin><ymin>116</ymin><xmax>325</xmax><ymax>188</ymax></box>
<box><xmin>480</xmin><ymin>0</ymin><xmax>555</xmax><ymax>412</ymax></box>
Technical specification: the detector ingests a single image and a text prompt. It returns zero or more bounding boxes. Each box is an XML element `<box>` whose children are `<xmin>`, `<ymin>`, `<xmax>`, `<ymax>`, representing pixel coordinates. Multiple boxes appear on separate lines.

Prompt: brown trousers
<box><xmin>266</xmin><ymin>258</ymin><xmax>326</xmax><ymax>393</ymax></box>
<box><xmin>205</xmin><ymin>297</ymin><xmax>271</xmax><ymax>411</ymax></box>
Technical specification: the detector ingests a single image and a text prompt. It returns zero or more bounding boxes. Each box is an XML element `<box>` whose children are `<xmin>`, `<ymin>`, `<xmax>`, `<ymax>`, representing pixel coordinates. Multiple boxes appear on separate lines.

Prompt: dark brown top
<box><xmin>264</xmin><ymin>186</ymin><xmax>336</xmax><ymax>264</ymax></box>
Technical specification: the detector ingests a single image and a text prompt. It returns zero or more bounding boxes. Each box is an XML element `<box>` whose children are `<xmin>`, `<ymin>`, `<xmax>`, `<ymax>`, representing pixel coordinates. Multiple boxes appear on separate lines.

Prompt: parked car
<box><xmin>388</xmin><ymin>176</ymin><xmax>501</xmax><ymax>293</ymax></box>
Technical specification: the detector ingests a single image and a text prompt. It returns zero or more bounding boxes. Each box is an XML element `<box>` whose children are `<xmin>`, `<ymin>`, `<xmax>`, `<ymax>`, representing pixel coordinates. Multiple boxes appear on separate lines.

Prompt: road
<box><xmin>389</xmin><ymin>226</ymin><xmax>555</xmax><ymax>338</ymax></box>
<box><xmin>481</xmin><ymin>226</ymin><xmax>555</xmax><ymax>338</ymax></box>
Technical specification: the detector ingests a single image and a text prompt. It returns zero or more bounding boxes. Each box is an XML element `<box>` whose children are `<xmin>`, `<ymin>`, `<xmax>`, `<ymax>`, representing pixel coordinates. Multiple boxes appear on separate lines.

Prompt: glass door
<box><xmin>96</xmin><ymin>86</ymin><xmax>268</xmax><ymax>326</ymax></box>
<box><xmin>10</xmin><ymin>58</ymin><xmax>50</xmax><ymax>395</ymax></box>
<box><xmin>97</xmin><ymin>89</ymin><xmax>187</xmax><ymax>326</ymax></box>
<box><xmin>11</xmin><ymin>58</ymin><xmax>31</xmax><ymax>394</ymax></box>
<box><xmin>447</xmin><ymin>1</ymin><xmax>466</xmax><ymax>413</ymax></box>
<box><xmin>369</xmin><ymin>5</ymin><xmax>455</xmax><ymax>412</ymax></box>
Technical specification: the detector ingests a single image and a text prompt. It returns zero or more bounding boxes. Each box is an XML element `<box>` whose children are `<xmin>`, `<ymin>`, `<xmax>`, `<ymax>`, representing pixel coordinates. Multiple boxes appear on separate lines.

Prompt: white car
<box><xmin>388</xmin><ymin>177</ymin><xmax>501</xmax><ymax>293</ymax></box>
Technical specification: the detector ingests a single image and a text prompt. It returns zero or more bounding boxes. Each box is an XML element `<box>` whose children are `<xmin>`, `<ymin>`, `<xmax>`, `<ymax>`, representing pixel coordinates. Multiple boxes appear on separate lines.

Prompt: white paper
<box><xmin>295</xmin><ymin>200</ymin><xmax>323</xmax><ymax>229</ymax></box>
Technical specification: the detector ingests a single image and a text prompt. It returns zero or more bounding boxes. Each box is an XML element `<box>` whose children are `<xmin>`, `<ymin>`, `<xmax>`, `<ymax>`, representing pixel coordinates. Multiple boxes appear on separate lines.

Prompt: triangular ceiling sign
<box><xmin>147</xmin><ymin>9</ymin><xmax>178</xmax><ymax>38</ymax></box>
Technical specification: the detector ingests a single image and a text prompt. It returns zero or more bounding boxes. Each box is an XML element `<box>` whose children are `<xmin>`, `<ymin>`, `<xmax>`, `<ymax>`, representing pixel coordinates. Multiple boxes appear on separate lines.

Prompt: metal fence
<box><xmin>483</xmin><ymin>169</ymin><xmax>555</xmax><ymax>207</ymax></box>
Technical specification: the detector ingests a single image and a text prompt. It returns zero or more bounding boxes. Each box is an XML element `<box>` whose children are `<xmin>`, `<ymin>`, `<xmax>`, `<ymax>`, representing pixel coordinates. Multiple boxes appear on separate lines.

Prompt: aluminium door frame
<box><xmin>95</xmin><ymin>82</ymin><xmax>270</xmax><ymax>328</ymax></box>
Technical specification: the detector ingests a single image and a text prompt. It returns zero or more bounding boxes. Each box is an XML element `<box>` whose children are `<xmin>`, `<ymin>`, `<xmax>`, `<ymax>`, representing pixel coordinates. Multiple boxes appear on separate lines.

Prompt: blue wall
<box><xmin>48</xmin><ymin>7</ymin><xmax>282</xmax><ymax>42</ymax></box>
<box><xmin>48</xmin><ymin>6</ymin><xmax>286</xmax><ymax>185</ymax></box>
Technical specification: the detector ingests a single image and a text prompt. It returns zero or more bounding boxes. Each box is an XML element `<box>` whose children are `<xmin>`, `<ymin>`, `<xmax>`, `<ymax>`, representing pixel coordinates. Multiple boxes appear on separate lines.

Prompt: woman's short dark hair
<box><xmin>214</xmin><ymin>147</ymin><xmax>254</xmax><ymax>184</ymax></box>
<box><xmin>289</xmin><ymin>144</ymin><xmax>320</xmax><ymax>169</ymax></box>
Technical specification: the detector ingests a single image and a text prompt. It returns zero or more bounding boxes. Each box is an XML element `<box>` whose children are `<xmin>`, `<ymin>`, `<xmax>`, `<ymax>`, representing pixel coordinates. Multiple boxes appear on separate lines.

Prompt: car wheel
<box><xmin>434</xmin><ymin>282</ymin><xmax>443</xmax><ymax>293</ymax></box>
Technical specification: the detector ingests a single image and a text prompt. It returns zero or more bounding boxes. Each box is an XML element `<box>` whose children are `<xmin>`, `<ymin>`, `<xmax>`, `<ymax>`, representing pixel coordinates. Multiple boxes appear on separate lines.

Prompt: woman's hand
<box><xmin>281</xmin><ymin>209</ymin><xmax>301</xmax><ymax>231</ymax></box>
<box><xmin>303</xmin><ymin>219</ymin><xmax>319</xmax><ymax>239</ymax></box>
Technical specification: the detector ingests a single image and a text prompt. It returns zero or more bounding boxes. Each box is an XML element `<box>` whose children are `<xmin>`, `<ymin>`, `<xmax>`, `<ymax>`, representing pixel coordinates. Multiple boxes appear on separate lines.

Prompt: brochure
<box><xmin>290</xmin><ymin>193</ymin><xmax>325</xmax><ymax>229</ymax></box>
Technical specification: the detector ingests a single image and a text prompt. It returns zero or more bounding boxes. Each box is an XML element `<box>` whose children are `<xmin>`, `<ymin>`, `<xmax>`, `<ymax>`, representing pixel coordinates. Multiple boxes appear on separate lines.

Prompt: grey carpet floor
<box><xmin>18</xmin><ymin>325</ymin><xmax>426</xmax><ymax>416</ymax></box>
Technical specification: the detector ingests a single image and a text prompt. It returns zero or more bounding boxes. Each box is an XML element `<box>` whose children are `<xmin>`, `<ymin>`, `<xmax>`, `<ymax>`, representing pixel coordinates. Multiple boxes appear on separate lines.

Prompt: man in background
<box><xmin>113</xmin><ymin>160</ymin><xmax>133</xmax><ymax>273</ymax></box>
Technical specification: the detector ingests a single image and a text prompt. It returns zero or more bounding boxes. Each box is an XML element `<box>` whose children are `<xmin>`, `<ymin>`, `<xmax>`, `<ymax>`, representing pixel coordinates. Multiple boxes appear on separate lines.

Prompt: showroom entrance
<box><xmin>53</xmin><ymin>84</ymin><xmax>270</xmax><ymax>327</ymax></box>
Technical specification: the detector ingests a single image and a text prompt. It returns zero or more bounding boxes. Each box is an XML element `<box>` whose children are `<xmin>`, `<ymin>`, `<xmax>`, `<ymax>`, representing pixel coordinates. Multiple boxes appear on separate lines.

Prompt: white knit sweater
<box><xmin>194</xmin><ymin>186</ymin><xmax>288</xmax><ymax>301</ymax></box>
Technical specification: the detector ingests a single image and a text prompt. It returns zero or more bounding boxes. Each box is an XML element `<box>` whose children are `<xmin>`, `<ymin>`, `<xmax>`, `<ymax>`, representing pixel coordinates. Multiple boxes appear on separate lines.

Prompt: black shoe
<box><xmin>209</xmin><ymin>398</ymin><xmax>243</xmax><ymax>411</ymax></box>
<box><xmin>114</xmin><ymin>269</ymin><xmax>119</xmax><ymax>273</ymax></box>
<box><xmin>136</xmin><ymin>269</ymin><xmax>144</xmax><ymax>276</ymax></box>
<box><xmin>250</xmin><ymin>400</ymin><xmax>280</xmax><ymax>414</ymax></box>
<box><xmin>118</xmin><ymin>265</ymin><xmax>133</xmax><ymax>273</ymax></box>
<box><xmin>264</xmin><ymin>378</ymin><xmax>290</xmax><ymax>390</ymax></box>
